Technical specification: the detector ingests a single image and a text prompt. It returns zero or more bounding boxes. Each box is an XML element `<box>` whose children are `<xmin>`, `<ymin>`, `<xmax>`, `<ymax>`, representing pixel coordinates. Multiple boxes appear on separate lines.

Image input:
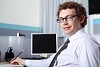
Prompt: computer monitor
<box><xmin>31</xmin><ymin>33</ymin><xmax>58</xmax><ymax>55</ymax></box>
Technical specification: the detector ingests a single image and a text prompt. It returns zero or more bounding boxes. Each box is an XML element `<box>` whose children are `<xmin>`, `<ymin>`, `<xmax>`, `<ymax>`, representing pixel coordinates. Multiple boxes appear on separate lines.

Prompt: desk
<box><xmin>0</xmin><ymin>62</ymin><xmax>23</xmax><ymax>67</ymax></box>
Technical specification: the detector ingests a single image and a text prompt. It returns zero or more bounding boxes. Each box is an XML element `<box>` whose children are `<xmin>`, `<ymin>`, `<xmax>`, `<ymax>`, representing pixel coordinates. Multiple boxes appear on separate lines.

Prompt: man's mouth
<box><xmin>63</xmin><ymin>26</ymin><xmax>71</xmax><ymax>30</ymax></box>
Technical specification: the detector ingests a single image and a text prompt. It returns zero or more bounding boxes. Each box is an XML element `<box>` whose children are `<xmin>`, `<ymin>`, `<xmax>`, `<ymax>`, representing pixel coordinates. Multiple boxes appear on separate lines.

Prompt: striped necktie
<box><xmin>49</xmin><ymin>39</ymin><xmax>70</xmax><ymax>67</ymax></box>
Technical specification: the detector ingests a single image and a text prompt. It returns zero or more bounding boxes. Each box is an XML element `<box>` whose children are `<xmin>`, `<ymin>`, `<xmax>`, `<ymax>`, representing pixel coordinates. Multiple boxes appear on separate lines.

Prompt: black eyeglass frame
<box><xmin>57</xmin><ymin>14</ymin><xmax>79</xmax><ymax>23</ymax></box>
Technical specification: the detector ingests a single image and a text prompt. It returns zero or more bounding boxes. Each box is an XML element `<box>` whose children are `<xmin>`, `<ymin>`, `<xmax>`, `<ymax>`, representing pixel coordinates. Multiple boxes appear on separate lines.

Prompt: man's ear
<box><xmin>79</xmin><ymin>15</ymin><xmax>85</xmax><ymax>23</ymax></box>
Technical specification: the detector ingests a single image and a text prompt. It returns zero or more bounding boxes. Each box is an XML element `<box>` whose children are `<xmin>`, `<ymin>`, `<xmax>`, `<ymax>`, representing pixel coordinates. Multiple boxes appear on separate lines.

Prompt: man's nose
<box><xmin>63</xmin><ymin>19</ymin><xmax>68</xmax><ymax>25</ymax></box>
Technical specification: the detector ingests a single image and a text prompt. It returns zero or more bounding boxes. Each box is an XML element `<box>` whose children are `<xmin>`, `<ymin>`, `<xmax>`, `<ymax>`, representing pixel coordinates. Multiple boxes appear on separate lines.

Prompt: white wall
<box><xmin>0</xmin><ymin>0</ymin><xmax>41</xmax><ymax>27</ymax></box>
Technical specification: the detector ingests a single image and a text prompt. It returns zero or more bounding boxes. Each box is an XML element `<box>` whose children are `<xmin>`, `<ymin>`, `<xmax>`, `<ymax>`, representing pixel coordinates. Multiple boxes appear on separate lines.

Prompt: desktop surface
<box><xmin>0</xmin><ymin>62</ymin><xmax>23</xmax><ymax>67</ymax></box>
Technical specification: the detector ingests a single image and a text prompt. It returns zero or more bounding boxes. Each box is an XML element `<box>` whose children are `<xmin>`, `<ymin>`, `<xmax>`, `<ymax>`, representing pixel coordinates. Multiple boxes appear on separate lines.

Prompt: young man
<box><xmin>10</xmin><ymin>1</ymin><xmax>100</xmax><ymax>67</ymax></box>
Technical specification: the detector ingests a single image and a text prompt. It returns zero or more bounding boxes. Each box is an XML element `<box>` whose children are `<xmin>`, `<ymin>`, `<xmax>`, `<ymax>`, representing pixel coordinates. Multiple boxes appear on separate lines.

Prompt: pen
<box><xmin>12</xmin><ymin>50</ymin><xmax>24</xmax><ymax>61</ymax></box>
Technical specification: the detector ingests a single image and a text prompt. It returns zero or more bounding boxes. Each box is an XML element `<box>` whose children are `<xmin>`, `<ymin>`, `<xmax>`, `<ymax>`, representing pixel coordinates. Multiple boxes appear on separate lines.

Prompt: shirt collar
<box><xmin>68</xmin><ymin>29</ymin><xmax>85</xmax><ymax>42</ymax></box>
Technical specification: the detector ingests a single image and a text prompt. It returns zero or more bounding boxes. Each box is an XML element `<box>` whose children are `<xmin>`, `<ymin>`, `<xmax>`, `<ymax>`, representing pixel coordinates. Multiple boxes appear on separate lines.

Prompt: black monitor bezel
<box><xmin>31</xmin><ymin>33</ymin><xmax>58</xmax><ymax>55</ymax></box>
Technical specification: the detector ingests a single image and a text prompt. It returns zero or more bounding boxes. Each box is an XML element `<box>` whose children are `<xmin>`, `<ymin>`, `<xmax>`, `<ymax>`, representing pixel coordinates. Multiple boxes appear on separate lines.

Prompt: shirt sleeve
<box><xmin>25</xmin><ymin>54</ymin><xmax>55</xmax><ymax>67</ymax></box>
<box><xmin>77</xmin><ymin>38</ymin><xmax>100</xmax><ymax>67</ymax></box>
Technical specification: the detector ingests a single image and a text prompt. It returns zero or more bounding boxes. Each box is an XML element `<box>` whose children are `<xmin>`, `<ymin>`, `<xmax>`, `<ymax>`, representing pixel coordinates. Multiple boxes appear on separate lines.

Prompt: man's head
<box><xmin>56</xmin><ymin>1</ymin><xmax>87</xmax><ymax>36</ymax></box>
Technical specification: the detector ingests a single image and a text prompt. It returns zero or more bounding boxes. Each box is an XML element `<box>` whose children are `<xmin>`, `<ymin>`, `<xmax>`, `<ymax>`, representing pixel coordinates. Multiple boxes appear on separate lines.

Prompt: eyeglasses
<box><xmin>57</xmin><ymin>15</ymin><xmax>79</xmax><ymax>23</ymax></box>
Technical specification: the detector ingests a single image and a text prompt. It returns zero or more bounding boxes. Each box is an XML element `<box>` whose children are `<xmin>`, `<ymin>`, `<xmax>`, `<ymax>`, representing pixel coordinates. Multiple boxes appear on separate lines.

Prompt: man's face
<box><xmin>59</xmin><ymin>9</ymin><xmax>82</xmax><ymax>36</ymax></box>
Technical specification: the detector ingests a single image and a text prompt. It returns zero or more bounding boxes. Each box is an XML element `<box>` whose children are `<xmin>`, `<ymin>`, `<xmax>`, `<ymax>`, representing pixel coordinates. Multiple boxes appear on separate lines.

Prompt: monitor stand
<box><xmin>40</xmin><ymin>54</ymin><xmax>48</xmax><ymax>58</ymax></box>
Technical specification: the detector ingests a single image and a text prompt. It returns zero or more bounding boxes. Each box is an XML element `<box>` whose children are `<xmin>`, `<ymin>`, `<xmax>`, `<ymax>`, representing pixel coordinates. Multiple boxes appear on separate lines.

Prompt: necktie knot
<box><xmin>64</xmin><ymin>38</ymin><xmax>70</xmax><ymax>46</ymax></box>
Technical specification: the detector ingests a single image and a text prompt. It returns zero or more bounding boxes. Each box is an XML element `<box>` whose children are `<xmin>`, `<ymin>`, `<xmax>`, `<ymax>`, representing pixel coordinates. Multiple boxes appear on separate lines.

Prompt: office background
<box><xmin>0</xmin><ymin>0</ymin><xmax>100</xmax><ymax>61</ymax></box>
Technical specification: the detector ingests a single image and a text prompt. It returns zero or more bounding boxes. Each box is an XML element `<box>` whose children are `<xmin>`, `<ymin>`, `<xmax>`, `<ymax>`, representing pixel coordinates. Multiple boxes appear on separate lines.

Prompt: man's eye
<box><xmin>68</xmin><ymin>16</ymin><xmax>73</xmax><ymax>18</ymax></box>
<box><xmin>59</xmin><ymin>18</ymin><xmax>63</xmax><ymax>20</ymax></box>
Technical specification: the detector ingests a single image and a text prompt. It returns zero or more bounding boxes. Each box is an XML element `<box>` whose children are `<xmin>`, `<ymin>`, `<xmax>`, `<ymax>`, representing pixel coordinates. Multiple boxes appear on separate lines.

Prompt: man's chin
<box><xmin>64</xmin><ymin>32</ymin><xmax>69</xmax><ymax>35</ymax></box>
<box><xmin>64</xmin><ymin>31</ymin><xmax>72</xmax><ymax>36</ymax></box>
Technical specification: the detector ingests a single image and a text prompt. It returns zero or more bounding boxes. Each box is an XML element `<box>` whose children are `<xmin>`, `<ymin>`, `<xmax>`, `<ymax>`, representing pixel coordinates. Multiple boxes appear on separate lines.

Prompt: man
<box><xmin>10</xmin><ymin>1</ymin><xmax>100</xmax><ymax>67</ymax></box>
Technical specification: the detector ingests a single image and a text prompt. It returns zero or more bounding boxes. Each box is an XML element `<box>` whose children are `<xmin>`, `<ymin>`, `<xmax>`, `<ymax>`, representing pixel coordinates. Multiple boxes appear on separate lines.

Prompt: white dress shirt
<box><xmin>25</xmin><ymin>29</ymin><xmax>100</xmax><ymax>67</ymax></box>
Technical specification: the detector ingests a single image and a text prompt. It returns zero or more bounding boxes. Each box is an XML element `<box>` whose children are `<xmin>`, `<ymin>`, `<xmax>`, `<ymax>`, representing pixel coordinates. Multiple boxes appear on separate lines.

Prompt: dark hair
<box><xmin>57</xmin><ymin>1</ymin><xmax>87</xmax><ymax>28</ymax></box>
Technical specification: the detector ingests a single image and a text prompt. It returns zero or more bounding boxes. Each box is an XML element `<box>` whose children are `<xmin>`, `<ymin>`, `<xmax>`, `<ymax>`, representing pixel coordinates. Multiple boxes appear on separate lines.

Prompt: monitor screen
<box><xmin>31</xmin><ymin>33</ymin><xmax>58</xmax><ymax>55</ymax></box>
